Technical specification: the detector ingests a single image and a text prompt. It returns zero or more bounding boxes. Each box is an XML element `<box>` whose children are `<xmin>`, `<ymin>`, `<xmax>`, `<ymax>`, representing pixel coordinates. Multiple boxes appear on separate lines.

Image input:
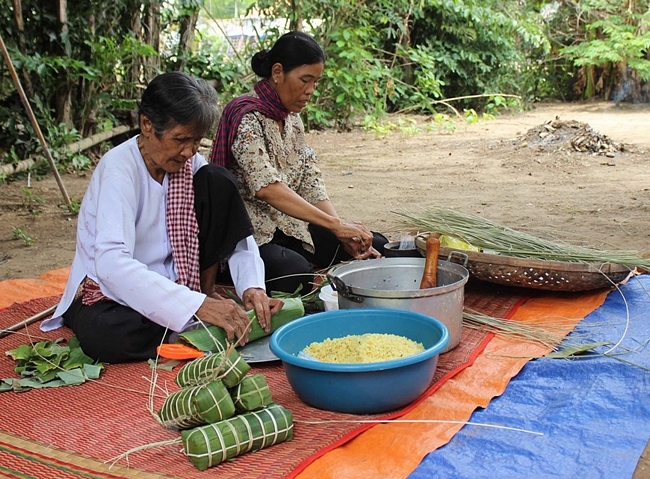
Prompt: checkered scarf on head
<box><xmin>210</xmin><ymin>79</ymin><xmax>289</xmax><ymax>167</ymax></box>
<box><xmin>82</xmin><ymin>158</ymin><xmax>201</xmax><ymax>306</ymax></box>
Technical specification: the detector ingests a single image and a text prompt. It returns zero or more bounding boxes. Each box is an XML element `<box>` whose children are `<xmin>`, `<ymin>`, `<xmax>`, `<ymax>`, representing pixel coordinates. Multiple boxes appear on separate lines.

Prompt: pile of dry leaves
<box><xmin>520</xmin><ymin>118</ymin><xmax>626</xmax><ymax>157</ymax></box>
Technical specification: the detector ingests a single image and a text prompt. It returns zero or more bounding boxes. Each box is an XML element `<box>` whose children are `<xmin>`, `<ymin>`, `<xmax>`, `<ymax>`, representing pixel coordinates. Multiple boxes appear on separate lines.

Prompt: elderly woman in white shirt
<box><xmin>42</xmin><ymin>72</ymin><xmax>282</xmax><ymax>363</ymax></box>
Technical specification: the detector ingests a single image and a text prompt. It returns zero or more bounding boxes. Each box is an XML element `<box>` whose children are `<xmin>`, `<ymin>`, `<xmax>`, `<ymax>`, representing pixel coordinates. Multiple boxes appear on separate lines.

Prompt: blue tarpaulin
<box><xmin>409</xmin><ymin>275</ymin><xmax>650</xmax><ymax>479</ymax></box>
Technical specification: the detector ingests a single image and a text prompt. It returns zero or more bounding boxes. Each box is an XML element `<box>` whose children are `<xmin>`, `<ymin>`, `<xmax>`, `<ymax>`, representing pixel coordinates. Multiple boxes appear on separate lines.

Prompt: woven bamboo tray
<box><xmin>415</xmin><ymin>232</ymin><xmax>632</xmax><ymax>292</ymax></box>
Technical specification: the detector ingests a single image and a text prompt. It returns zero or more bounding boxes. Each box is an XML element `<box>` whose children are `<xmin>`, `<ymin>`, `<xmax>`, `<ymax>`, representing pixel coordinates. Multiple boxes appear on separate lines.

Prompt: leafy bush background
<box><xmin>1</xmin><ymin>0</ymin><xmax>648</xmax><ymax>169</ymax></box>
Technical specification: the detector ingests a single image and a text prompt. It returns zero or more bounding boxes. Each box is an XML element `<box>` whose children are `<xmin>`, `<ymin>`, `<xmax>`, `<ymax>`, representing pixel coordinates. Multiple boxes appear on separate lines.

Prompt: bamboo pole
<box><xmin>0</xmin><ymin>304</ymin><xmax>57</xmax><ymax>339</ymax></box>
<box><xmin>0</xmin><ymin>33</ymin><xmax>72</xmax><ymax>206</ymax></box>
<box><xmin>0</xmin><ymin>125</ymin><xmax>137</xmax><ymax>180</ymax></box>
<box><xmin>0</xmin><ymin>157</ymin><xmax>37</xmax><ymax>177</ymax></box>
<box><xmin>0</xmin><ymin>125</ymin><xmax>136</xmax><ymax>178</ymax></box>
<box><xmin>65</xmin><ymin>124</ymin><xmax>134</xmax><ymax>153</ymax></box>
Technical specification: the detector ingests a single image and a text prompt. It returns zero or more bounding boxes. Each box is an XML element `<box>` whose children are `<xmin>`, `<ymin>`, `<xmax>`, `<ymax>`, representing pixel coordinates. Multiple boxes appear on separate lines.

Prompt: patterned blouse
<box><xmin>230</xmin><ymin>105</ymin><xmax>329</xmax><ymax>253</ymax></box>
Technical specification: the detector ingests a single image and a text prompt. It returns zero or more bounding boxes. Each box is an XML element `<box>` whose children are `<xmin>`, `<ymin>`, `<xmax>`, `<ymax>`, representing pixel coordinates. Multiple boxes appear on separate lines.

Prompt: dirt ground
<box><xmin>2</xmin><ymin>101</ymin><xmax>649</xmax><ymax>280</ymax></box>
<box><xmin>0</xmin><ymin>101</ymin><xmax>649</xmax><ymax>475</ymax></box>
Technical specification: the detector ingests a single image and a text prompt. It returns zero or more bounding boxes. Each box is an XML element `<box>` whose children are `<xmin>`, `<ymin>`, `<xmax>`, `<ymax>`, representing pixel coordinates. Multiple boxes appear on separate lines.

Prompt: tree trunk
<box><xmin>55</xmin><ymin>0</ymin><xmax>73</xmax><ymax>127</ymax></box>
<box><xmin>79</xmin><ymin>9</ymin><xmax>96</xmax><ymax>137</ymax></box>
<box><xmin>129</xmin><ymin>1</ymin><xmax>142</xmax><ymax>90</ymax></box>
<box><xmin>398</xmin><ymin>3</ymin><xmax>414</xmax><ymax>85</ymax></box>
<box><xmin>143</xmin><ymin>0</ymin><xmax>161</xmax><ymax>82</ymax></box>
<box><xmin>289</xmin><ymin>0</ymin><xmax>303</xmax><ymax>31</ymax></box>
<box><xmin>174</xmin><ymin>8</ymin><xmax>199</xmax><ymax>71</ymax></box>
<box><xmin>11</xmin><ymin>0</ymin><xmax>34</xmax><ymax>98</ymax></box>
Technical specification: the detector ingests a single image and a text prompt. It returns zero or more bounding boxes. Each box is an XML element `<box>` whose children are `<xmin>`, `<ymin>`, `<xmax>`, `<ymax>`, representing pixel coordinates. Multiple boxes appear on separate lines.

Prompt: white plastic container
<box><xmin>318</xmin><ymin>284</ymin><xmax>339</xmax><ymax>311</ymax></box>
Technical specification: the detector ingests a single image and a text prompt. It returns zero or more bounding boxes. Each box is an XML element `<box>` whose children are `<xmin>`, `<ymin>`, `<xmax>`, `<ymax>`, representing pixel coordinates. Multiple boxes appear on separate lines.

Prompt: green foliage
<box><xmin>432</xmin><ymin>113</ymin><xmax>457</xmax><ymax>133</ymax></box>
<box><xmin>361</xmin><ymin>116</ymin><xmax>422</xmax><ymax>139</ymax></box>
<box><xmin>1</xmin><ymin>337</ymin><xmax>103</xmax><ymax>392</ymax></box>
<box><xmin>307</xmin><ymin>27</ymin><xmax>389</xmax><ymax>128</ymax></box>
<box><xmin>251</xmin><ymin>0</ymin><xmax>544</xmax><ymax>128</ymax></box>
<box><xmin>392</xmin><ymin>45</ymin><xmax>445</xmax><ymax>113</ymax></box>
<box><xmin>2</xmin><ymin>0</ymin><xmax>646</xmax><ymax>170</ymax></box>
<box><xmin>0</xmin><ymin>147</ymin><xmax>23</xmax><ymax>169</ymax></box>
<box><xmin>408</xmin><ymin>0</ymin><xmax>548</xmax><ymax>108</ymax></box>
<box><xmin>20</xmin><ymin>187</ymin><xmax>44</xmax><ymax>216</ymax></box>
<box><xmin>28</xmin><ymin>105</ymin><xmax>92</xmax><ymax>172</ymax></box>
<box><xmin>361</xmin><ymin>114</ymin><xmax>462</xmax><ymax>139</ymax></box>
<box><xmin>182</xmin><ymin>38</ymin><xmax>253</xmax><ymax>102</ymax></box>
<box><xmin>11</xmin><ymin>227</ymin><xmax>34</xmax><ymax>246</ymax></box>
<box><xmin>544</xmin><ymin>0</ymin><xmax>650</xmax><ymax>101</ymax></box>
<box><xmin>63</xmin><ymin>198</ymin><xmax>81</xmax><ymax>216</ymax></box>
<box><xmin>0</xmin><ymin>0</ymin><xmax>156</xmax><ymax>167</ymax></box>
<box><xmin>561</xmin><ymin>12</ymin><xmax>650</xmax><ymax>81</ymax></box>
<box><xmin>0</xmin><ymin>105</ymin><xmax>41</xmax><ymax>166</ymax></box>
<box><xmin>204</xmin><ymin>0</ymin><xmax>257</xmax><ymax>19</ymax></box>
<box><xmin>463</xmin><ymin>109</ymin><xmax>479</xmax><ymax>125</ymax></box>
<box><xmin>485</xmin><ymin>95</ymin><xmax>521</xmax><ymax>115</ymax></box>
<box><xmin>81</xmin><ymin>34</ymin><xmax>157</xmax><ymax>113</ymax></box>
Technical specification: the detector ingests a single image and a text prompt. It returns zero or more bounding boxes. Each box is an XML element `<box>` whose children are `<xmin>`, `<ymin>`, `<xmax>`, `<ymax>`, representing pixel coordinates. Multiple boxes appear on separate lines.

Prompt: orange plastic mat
<box><xmin>0</xmin><ymin>267</ymin><xmax>69</xmax><ymax>309</ymax></box>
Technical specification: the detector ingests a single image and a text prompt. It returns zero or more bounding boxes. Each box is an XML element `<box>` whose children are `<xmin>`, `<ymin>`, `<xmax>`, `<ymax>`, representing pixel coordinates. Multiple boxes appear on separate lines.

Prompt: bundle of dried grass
<box><xmin>463</xmin><ymin>310</ymin><xmax>616</xmax><ymax>358</ymax></box>
<box><xmin>462</xmin><ymin>311</ymin><xmax>570</xmax><ymax>351</ymax></box>
<box><xmin>394</xmin><ymin>207</ymin><xmax>650</xmax><ymax>269</ymax></box>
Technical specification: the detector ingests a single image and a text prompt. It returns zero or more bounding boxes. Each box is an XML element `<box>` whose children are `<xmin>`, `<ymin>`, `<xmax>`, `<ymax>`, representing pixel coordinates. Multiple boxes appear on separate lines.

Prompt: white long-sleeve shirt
<box><xmin>42</xmin><ymin>137</ymin><xmax>265</xmax><ymax>333</ymax></box>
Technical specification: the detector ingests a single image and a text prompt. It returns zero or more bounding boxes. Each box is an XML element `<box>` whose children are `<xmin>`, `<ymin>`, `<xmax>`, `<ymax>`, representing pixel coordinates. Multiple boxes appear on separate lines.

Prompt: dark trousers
<box><xmin>63</xmin><ymin>297</ymin><xmax>168</xmax><ymax>363</ymax></box>
<box><xmin>259</xmin><ymin>225</ymin><xmax>388</xmax><ymax>295</ymax></box>
<box><xmin>63</xmin><ymin>165</ymin><xmax>253</xmax><ymax>363</ymax></box>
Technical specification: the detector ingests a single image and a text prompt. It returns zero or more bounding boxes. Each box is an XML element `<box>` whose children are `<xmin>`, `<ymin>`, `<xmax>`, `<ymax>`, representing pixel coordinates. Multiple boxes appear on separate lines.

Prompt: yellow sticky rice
<box><xmin>303</xmin><ymin>333</ymin><xmax>425</xmax><ymax>364</ymax></box>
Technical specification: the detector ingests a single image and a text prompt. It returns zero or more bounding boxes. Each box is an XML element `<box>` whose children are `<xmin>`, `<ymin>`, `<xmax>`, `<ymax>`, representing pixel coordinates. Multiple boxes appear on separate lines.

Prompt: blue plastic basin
<box><xmin>270</xmin><ymin>308</ymin><xmax>449</xmax><ymax>414</ymax></box>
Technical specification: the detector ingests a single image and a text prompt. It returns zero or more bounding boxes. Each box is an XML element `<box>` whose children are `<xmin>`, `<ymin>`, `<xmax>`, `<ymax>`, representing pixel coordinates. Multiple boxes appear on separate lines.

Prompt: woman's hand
<box><xmin>255</xmin><ymin>183</ymin><xmax>381</xmax><ymax>260</ymax></box>
<box><xmin>335</xmin><ymin>221</ymin><xmax>381</xmax><ymax>260</ymax></box>
<box><xmin>241</xmin><ymin>287</ymin><xmax>284</xmax><ymax>333</ymax></box>
<box><xmin>195</xmin><ymin>296</ymin><xmax>252</xmax><ymax>346</ymax></box>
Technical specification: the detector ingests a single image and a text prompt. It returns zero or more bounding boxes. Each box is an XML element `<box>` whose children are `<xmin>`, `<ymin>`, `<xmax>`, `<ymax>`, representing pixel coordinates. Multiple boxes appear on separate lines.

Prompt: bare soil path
<box><xmin>2</xmin><ymin>101</ymin><xmax>649</xmax><ymax>279</ymax></box>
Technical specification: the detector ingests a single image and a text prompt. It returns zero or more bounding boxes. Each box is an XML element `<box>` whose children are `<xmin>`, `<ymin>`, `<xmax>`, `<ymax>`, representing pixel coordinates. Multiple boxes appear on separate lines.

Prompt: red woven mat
<box><xmin>0</xmin><ymin>283</ymin><xmax>527</xmax><ymax>479</ymax></box>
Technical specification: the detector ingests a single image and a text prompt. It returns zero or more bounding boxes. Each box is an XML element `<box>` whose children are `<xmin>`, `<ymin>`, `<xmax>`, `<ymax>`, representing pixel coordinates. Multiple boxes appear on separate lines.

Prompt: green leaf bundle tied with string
<box><xmin>126</xmin><ymin>300</ymin><xmax>302</xmax><ymax>469</ymax></box>
<box><xmin>230</xmin><ymin>374</ymin><xmax>273</xmax><ymax>413</ymax></box>
<box><xmin>179</xmin><ymin>297</ymin><xmax>305</xmax><ymax>353</ymax></box>
<box><xmin>158</xmin><ymin>379</ymin><xmax>236</xmax><ymax>430</ymax></box>
<box><xmin>175</xmin><ymin>348</ymin><xmax>250</xmax><ymax>389</ymax></box>
<box><xmin>181</xmin><ymin>403</ymin><xmax>294</xmax><ymax>471</ymax></box>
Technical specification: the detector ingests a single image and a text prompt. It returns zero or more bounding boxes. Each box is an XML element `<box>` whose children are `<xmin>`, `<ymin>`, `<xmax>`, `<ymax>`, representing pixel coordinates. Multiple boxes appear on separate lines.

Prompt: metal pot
<box><xmin>327</xmin><ymin>257</ymin><xmax>469</xmax><ymax>352</ymax></box>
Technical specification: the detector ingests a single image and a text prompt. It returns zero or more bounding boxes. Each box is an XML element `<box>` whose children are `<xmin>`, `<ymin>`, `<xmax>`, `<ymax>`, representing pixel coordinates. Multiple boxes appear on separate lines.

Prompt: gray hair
<box><xmin>137</xmin><ymin>72</ymin><xmax>219</xmax><ymax>137</ymax></box>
